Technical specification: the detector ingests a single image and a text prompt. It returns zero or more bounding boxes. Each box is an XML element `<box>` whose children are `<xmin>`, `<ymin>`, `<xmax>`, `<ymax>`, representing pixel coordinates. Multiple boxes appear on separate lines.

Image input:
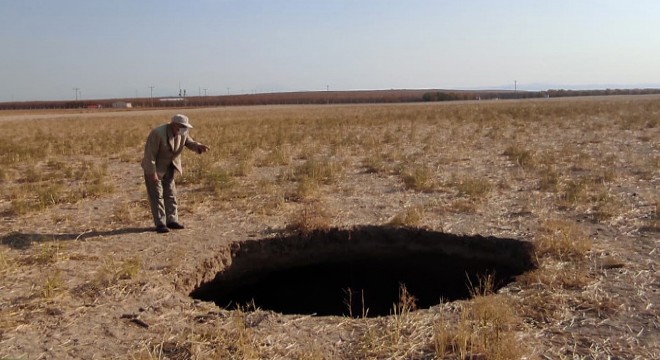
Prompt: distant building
<box><xmin>112</xmin><ymin>101</ymin><xmax>132</xmax><ymax>108</ymax></box>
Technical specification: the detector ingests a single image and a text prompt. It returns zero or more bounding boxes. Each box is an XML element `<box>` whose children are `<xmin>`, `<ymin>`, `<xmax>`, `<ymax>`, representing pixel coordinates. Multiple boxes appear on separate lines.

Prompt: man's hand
<box><xmin>197</xmin><ymin>144</ymin><xmax>210</xmax><ymax>154</ymax></box>
<box><xmin>149</xmin><ymin>173</ymin><xmax>159</xmax><ymax>183</ymax></box>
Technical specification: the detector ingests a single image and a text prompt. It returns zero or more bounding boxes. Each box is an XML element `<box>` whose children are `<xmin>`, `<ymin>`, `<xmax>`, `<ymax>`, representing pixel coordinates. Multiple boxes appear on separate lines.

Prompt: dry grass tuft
<box><xmin>434</xmin><ymin>295</ymin><xmax>525</xmax><ymax>360</ymax></box>
<box><xmin>537</xmin><ymin>166</ymin><xmax>560</xmax><ymax>192</ymax></box>
<box><xmin>503</xmin><ymin>144</ymin><xmax>536</xmax><ymax>169</ymax></box>
<box><xmin>468</xmin><ymin>273</ymin><xmax>497</xmax><ymax>297</ymax></box>
<box><xmin>295</xmin><ymin>158</ymin><xmax>343</xmax><ymax>185</ymax></box>
<box><xmin>466</xmin><ymin>295</ymin><xmax>524</xmax><ymax>360</ymax></box>
<box><xmin>516</xmin><ymin>263</ymin><xmax>591</xmax><ymax>290</ymax></box>
<box><xmin>450</xmin><ymin>176</ymin><xmax>492</xmax><ymax>200</ymax></box>
<box><xmin>0</xmin><ymin>249</ymin><xmax>14</xmax><ymax>274</ymax></box>
<box><xmin>535</xmin><ymin>220</ymin><xmax>592</xmax><ymax>261</ymax></box>
<box><xmin>94</xmin><ymin>256</ymin><xmax>141</xmax><ymax>289</ymax></box>
<box><xmin>214</xmin><ymin>309</ymin><xmax>263</xmax><ymax>359</ymax></box>
<box><xmin>401</xmin><ymin>165</ymin><xmax>436</xmax><ymax>192</ymax></box>
<box><xmin>287</xmin><ymin>203</ymin><xmax>332</xmax><ymax>235</ymax></box>
<box><xmin>204</xmin><ymin>167</ymin><xmax>234</xmax><ymax>190</ymax></box>
<box><xmin>20</xmin><ymin>241</ymin><xmax>66</xmax><ymax>266</ymax></box>
<box><xmin>260</xmin><ymin>145</ymin><xmax>293</xmax><ymax>166</ymax></box>
<box><xmin>131</xmin><ymin>340</ymin><xmax>194</xmax><ymax>360</ymax></box>
<box><xmin>110</xmin><ymin>202</ymin><xmax>134</xmax><ymax>224</ymax></box>
<box><xmin>348</xmin><ymin>283</ymin><xmax>528</xmax><ymax>359</ymax></box>
<box><xmin>651</xmin><ymin>199</ymin><xmax>660</xmax><ymax>229</ymax></box>
<box><xmin>362</xmin><ymin>153</ymin><xmax>388</xmax><ymax>174</ymax></box>
<box><xmin>160</xmin><ymin>308</ymin><xmax>264</xmax><ymax>359</ymax></box>
<box><xmin>5</xmin><ymin>160</ymin><xmax>115</xmax><ymax>216</ymax></box>
<box><xmin>591</xmin><ymin>191</ymin><xmax>625</xmax><ymax>222</ymax></box>
<box><xmin>40</xmin><ymin>269</ymin><xmax>65</xmax><ymax>298</ymax></box>
<box><xmin>448</xmin><ymin>199</ymin><xmax>478</xmax><ymax>214</ymax></box>
<box><xmin>387</xmin><ymin>205</ymin><xmax>425</xmax><ymax>227</ymax></box>
<box><xmin>293</xmin><ymin>175</ymin><xmax>321</xmax><ymax>201</ymax></box>
<box><xmin>349</xmin><ymin>285</ymin><xmax>425</xmax><ymax>359</ymax></box>
<box><xmin>559</xmin><ymin>178</ymin><xmax>590</xmax><ymax>206</ymax></box>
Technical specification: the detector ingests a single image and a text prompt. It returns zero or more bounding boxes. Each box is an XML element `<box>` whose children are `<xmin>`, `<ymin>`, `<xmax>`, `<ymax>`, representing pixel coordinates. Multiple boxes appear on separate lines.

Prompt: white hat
<box><xmin>171</xmin><ymin>114</ymin><xmax>193</xmax><ymax>128</ymax></box>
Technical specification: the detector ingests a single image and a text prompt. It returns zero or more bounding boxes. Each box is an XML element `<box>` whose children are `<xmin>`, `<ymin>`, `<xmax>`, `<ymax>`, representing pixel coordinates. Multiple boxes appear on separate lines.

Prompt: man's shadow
<box><xmin>1</xmin><ymin>227</ymin><xmax>153</xmax><ymax>250</ymax></box>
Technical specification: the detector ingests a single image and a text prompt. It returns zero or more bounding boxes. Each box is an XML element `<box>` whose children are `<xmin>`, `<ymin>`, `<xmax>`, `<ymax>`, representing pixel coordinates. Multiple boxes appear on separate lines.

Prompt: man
<box><xmin>141</xmin><ymin>114</ymin><xmax>210</xmax><ymax>233</ymax></box>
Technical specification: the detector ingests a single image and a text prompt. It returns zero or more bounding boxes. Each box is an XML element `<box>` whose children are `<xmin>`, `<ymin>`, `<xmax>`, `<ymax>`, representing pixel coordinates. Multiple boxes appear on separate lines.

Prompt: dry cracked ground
<box><xmin>0</xmin><ymin>96</ymin><xmax>658</xmax><ymax>359</ymax></box>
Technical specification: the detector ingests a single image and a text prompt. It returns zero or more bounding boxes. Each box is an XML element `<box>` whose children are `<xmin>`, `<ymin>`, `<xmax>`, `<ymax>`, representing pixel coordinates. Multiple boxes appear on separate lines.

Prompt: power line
<box><xmin>149</xmin><ymin>86</ymin><xmax>154</xmax><ymax>107</ymax></box>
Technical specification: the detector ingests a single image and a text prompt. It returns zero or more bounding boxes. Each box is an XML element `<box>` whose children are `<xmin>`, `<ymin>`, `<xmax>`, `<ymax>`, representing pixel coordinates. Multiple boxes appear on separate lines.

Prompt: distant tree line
<box><xmin>422</xmin><ymin>91</ymin><xmax>544</xmax><ymax>101</ymax></box>
<box><xmin>2</xmin><ymin>88</ymin><xmax>660</xmax><ymax>110</ymax></box>
<box><xmin>422</xmin><ymin>88</ymin><xmax>660</xmax><ymax>102</ymax></box>
<box><xmin>0</xmin><ymin>90</ymin><xmax>430</xmax><ymax>110</ymax></box>
<box><xmin>545</xmin><ymin>88</ymin><xmax>660</xmax><ymax>97</ymax></box>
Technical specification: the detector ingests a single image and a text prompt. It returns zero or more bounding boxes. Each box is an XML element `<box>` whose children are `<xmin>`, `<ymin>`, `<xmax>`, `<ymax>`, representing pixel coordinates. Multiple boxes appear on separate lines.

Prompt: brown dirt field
<box><xmin>0</xmin><ymin>96</ymin><xmax>658</xmax><ymax>359</ymax></box>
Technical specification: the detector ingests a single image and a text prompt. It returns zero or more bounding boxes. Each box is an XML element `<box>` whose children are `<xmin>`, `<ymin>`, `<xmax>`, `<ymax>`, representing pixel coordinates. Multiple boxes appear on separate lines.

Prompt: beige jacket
<box><xmin>141</xmin><ymin>124</ymin><xmax>204</xmax><ymax>177</ymax></box>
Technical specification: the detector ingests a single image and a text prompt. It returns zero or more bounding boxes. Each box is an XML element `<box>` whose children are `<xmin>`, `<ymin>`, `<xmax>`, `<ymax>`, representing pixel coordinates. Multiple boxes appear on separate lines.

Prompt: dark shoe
<box><xmin>166</xmin><ymin>222</ymin><xmax>185</xmax><ymax>230</ymax></box>
<box><xmin>156</xmin><ymin>225</ymin><xmax>170</xmax><ymax>233</ymax></box>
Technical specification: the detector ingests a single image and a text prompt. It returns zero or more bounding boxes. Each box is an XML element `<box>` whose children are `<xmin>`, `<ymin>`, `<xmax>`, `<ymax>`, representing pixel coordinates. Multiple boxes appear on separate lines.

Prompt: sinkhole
<box><xmin>190</xmin><ymin>226</ymin><xmax>537</xmax><ymax>318</ymax></box>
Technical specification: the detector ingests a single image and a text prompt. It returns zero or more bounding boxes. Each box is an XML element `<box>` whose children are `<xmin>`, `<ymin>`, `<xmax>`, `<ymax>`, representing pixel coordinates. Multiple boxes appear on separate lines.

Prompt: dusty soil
<box><xmin>0</xmin><ymin>98</ymin><xmax>658</xmax><ymax>359</ymax></box>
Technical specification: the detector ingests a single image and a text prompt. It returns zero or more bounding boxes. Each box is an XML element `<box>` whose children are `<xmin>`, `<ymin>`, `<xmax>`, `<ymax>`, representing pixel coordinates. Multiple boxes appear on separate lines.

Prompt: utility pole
<box><xmin>149</xmin><ymin>86</ymin><xmax>155</xmax><ymax>107</ymax></box>
<box><xmin>203</xmin><ymin>88</ymin><xmax>207</xmax><ymax>96</ymax></box>
<box><xmin>73</xmin><ymin>87</ymin><xmax>80</xmax><ymax>100</ymax></box>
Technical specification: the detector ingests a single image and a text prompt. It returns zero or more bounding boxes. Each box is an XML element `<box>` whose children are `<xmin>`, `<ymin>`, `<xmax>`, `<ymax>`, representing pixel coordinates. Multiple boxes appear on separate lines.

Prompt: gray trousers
<box><xmin>144</xmin><ymin>165</ymin><xmax>178</xmax><ymax>227</ymax></box>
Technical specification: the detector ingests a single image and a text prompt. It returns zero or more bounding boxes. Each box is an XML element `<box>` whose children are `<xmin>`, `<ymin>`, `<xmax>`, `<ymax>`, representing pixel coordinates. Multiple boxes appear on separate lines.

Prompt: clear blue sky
<box><xmin>1</xmin><ymin>0</ymin><xmax>659</xmax><ymax>101</ymax></box>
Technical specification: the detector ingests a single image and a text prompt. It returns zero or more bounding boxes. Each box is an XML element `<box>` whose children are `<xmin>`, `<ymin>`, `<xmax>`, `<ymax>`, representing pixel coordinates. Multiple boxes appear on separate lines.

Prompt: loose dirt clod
<box><xmin>190</xmin><ymin>225</ymin><xmax>536</xmax><ymax>317</ymax></box>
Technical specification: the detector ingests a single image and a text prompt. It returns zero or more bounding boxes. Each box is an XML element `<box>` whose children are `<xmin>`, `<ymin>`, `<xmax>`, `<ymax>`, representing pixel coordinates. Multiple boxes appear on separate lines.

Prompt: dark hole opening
<box><xmin>190</xmin><ymin>226</ymin><xmax>536</xmax><ymax>318</ymax></box>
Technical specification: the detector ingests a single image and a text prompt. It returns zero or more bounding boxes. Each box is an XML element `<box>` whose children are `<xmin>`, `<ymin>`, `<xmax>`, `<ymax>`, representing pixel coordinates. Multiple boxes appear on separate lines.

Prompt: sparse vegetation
<box><xmin>20</xmin><ymin>241</ymin><xmax>66</xmax><ymax>266</ymax></box>
<box><xmin>98</xmin><ymin>256</ymin><xmax>141</xmax><ymax>284</ymax></box>
<box><xmin>401</xmin><ymin>165</ymin><xmax>436</xmax><ymax>192</ymax></box>
<box><xmin>450</xmin><ymin>176</ymin><xmax>493</xmax><ymax>200</ymax></box>
<box><xmin>387</xmin><ymin>205</ymin><xmax>425</xmax><ymax>227</ymax></box>
<box><xmin>537</xmin><ymin>166</ymin><xmax>560</xmax><ymax>192</ymax></box>
<box><xmin>436</xmin><ymin>295</ymin><xmax>525</xmax><ymax>360</ymax></box>
<box><xmin>1</xmin><ymin>96</ymin><xmax>658</xmax><ymax>359</ymax></box>
<box><xmin>40</xmin><ymin>269</ymin><xmax>64</xmax><ymax>298</ymax></box>
<box><xmin>535</xmin><ymin>220</ymin><xmax>592</xmax><ymax>261</ymax></box>
<box><xmin>287</xmin><ymin>202</ymin><xmax>332</xmax><ymax>235</ymax></box>
<box><xmin>503</xmin><ymin>144</ymin><xmax>536</xmax><ymax>169</ymax></box>
<box><xmin>0</xmin><ymin>249</ymin><xmax>13</xmax><ymax>273</ymax></box>
<box><xmin>294</xmin><ymin>158</ymin><xmax>343</xmax><ymax>185</ymax></box>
